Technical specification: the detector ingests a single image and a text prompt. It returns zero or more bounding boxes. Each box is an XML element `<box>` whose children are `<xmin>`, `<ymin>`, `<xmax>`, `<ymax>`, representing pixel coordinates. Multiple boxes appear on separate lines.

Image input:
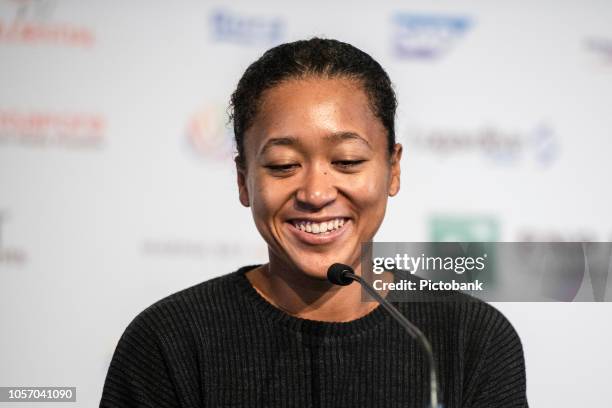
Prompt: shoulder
<box><xmin>391</xmin><ymin>271</ymin><xmax>523</xmax><ymax>346</ymax></box>
<box><xmin>396</xmin><ymin>289</ymin><xmax>524</xmax><ymax>356</ymax></box>
<box><xmin>428</xmin><ymin>296</ymin><xmax>527</xmax><ymax>405</ymax></box>
<box><xmin>101</xmin><ymin>266</ymin><xmax>261</xmax><ymax>407</ymax></box>
<box><xmin>395</xmin><ymin>294</ymin><xmax>527</xmax><ymax>405</ymax></box>
<box><xmin>120</xmin><ymin>265</ymin><xmax>258</xmax><ymax>345</ymax></box>
<box><xmin>455</xmin><ymin>297</ymin><xmax>523</xmax><ymax>349</ymax></box>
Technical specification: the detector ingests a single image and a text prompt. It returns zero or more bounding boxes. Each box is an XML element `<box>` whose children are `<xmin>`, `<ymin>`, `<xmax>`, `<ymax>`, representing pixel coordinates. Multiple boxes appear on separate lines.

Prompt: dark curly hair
<box><xmin>229</xmin><ymin>37</ymin><xmax>397</xmax><ymax>168</ymax></box>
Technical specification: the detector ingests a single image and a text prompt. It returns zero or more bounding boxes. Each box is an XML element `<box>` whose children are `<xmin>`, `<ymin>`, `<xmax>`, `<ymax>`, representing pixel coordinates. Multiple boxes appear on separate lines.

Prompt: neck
<box><xmin>245</xmin><ymin>261</ymin><xmax>379</xmax><ymax>322</ymax></box>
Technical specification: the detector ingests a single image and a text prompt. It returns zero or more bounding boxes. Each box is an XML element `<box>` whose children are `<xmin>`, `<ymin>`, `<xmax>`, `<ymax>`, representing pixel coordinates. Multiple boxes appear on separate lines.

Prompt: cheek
<box><xmin>248</xmin><ymin>175</ymin><xmax>291</xmax><ymax>222</ymax></box>
<box><xmin>343</xmin><ymin>167</ymin><xmax>391</xmax><ymax>210</ymax></box>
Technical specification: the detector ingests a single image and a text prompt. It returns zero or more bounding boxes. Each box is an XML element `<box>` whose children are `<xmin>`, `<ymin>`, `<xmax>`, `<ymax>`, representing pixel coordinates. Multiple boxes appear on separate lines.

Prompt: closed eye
<box><xmin>333</xmin><ymin>160</ymin><xmax>367</xmax><ymax>169</ymax></box>
<box><xmin>264</xmin><ymin>163</ymin><xmax>299</xmax><ymax>174</ymax></box>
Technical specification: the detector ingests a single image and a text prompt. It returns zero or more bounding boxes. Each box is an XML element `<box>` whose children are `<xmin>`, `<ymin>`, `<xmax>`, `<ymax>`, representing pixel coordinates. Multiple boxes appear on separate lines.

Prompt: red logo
<box><xmin>0</xmin><ymin>110</ymin><xmax>106</xmax><ymax>148</ymax></box>
<box><xmin>0</xmin><ymin>0</ymin><xmax>95</xmax><ymax>48</ymax></box>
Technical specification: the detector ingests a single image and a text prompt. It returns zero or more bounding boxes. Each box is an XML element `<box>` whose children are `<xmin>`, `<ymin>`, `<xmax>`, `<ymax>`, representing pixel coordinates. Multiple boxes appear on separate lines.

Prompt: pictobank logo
<box><xmin>364</xmin><ymin>242</ymin><xmax>494</xmax><ymax>295</ymax></box>
<box><xmin>185</xmin><ymin>103</ymin><xmax>234</xmax><ymax>161</ymax></box>
<box><xmin>0</xmin><ymin>0</ymin><xmax>95</xmax><ymax>48</ymax></box>
<box><xmin>366</xmin><ymin>242</ymin><xmax>612</xmax><ymax>301</ymax></box>
<box><xmin>0</xmin><ymin>110</ymin><xmax>106</xmax><ymax>149</ymax></box>
<box><xmin>391</xmin><ymin>12</ymin><xmax>472</xmax><ymax>60</ymax></box>
<box><xmin>402</xmin><ymin>122</ymin><xmax>558</xmax><ymax>166</ymax></box>
<box><xmin>209</xmin><ymin>8</ymin><xmax>284</xmax><ymax>46</ymax></box>
<box><xmin>0</xmin><ymin>211</ymin><xmax>27</xmax><ymax>265</ymax></box>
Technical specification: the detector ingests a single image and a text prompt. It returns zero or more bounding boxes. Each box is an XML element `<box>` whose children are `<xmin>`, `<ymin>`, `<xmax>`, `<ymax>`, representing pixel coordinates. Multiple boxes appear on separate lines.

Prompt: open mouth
<box><xmin>288</xmin><ymin>217</ymin><xmax>350</xmax><ymax>238</ymax></box>
<box><xmin>284</xmin><ymin>216</ymin><xmax>352</xmax><ymax>246</ymax></box>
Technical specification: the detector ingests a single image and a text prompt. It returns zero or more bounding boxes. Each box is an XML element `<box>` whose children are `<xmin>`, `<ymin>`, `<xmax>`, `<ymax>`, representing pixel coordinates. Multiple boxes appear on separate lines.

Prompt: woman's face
<box><xmin>237</xmin><ymin>77</ymin><xmax>402</xmax><ymax>280</ymax></box>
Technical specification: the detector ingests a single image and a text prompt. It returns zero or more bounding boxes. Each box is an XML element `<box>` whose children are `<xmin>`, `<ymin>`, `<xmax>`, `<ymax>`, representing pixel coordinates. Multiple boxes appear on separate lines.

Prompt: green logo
<box><xmin>430</xmin><ymin>216</ymin><xmax>499</xmax><ymax>242</ymax></box>
<box><xmin>429</xmin><ymin>215</ymin><xmax>499</xmax><ymax>286</ymax></box>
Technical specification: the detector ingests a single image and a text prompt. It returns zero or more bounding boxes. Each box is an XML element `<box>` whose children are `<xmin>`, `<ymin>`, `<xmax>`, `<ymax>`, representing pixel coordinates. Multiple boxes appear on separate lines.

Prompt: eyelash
<box><xmin>333</xmin><ymin>160</ymin><xmax>366</xmax><ymax>169</ymax></box>
<box><xmin>265</xmin><ymin>160</ymin><xmax>366</xmax><ymax>174</ymax></box>
<box><xmin>265</xmin><ymin>164</ymin><xmax>299</xmax><ymax>173</ymax></box>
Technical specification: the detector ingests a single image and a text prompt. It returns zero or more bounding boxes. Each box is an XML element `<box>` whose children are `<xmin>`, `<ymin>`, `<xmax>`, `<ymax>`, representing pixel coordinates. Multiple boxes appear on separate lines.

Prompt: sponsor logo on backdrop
<box><xmin>0</xmin><ymin>110</ymin><xmax>106</xmax><ymax>149</ymax></box>
<box><xmin>185</xmin><ymin>104</ymin><xmax>234</xmax><ymax>161</ymax></box>
<box><xmin>0</xmin><ymin>0</ymin><xmax>95</xmax><ymax>48</ymax></box>
<box><xmin>0</xmin><ymin>211</ymin><xmax>27</xmax><ymax>265</ymax></box>
<box><xmin>209</xmin><ymin>8</ymin><xmax>284</xmax><ymax>46</ymax></box>
<box><xmin>391</xmin><ymin>13</ymin><xmax>472</xmax><ymax>60</ymax></box>
<box><xmin>584</xmin><ymin>37</ymin><xmax>612</xmax><ymax>65</ymax></box>
<box><xmin>516</xmin><ymin>228</ymin><xmax>612</xmax><ymax>242</ymax></box>
<box><xmin>142</xmin><ymin>239</ymin><xmax>267</xmax><ymax>261</ymax></box>
<box><xmin>402</xmin><ymin>122</ymin><xmax>558</xmax><ymax>166</ymax></box>
<box><xmin>429</xmin><ymin>215</ymin><xmax>499</xmax><ymax>242</ymax></box>
<box><xmin>429</xmin><ymin>215</ymin><xmax>499</xmax><ymax>285</ymax></box>
<box><xmin>515</xmin><ymin>229</ymin><xmax>612</xmax><ymax>301</ymax></box>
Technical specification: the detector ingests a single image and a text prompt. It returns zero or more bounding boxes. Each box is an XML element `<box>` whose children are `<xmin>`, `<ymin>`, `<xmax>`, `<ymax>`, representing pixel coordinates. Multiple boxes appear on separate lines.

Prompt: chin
<box><xmin>288</xmin><ymin>251</ymin><xmax>356</xmax><ymax>281</ymax></box>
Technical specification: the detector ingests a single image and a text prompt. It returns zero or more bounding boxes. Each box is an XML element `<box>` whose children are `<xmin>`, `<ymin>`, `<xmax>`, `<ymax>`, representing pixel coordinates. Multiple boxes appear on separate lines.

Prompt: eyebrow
<box><xmin>324</xmin><ymin>131</ymin><xmax>372</xmax><ymax>149</ymax></box>
<box><xmin>258</xmin><ymin>136</ymin><xmax>298</xmax><ymax>156</ymax></box>
<box><xmin>258</xmin><ymin>131</ymin><xmax>372</xmax><ymax>156</ymax></box>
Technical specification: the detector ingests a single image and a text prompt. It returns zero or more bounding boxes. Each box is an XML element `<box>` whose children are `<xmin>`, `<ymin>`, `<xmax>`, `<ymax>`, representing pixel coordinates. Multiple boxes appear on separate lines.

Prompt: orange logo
<box><xmin>185</xmin><ymin>104</ymin><xmax>234</xmax><ymax>161</ymax></box>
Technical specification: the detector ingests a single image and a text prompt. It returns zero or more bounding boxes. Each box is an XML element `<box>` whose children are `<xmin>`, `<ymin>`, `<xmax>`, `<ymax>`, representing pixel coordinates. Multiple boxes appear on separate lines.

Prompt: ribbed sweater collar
<box><xmin>233</xmin><ymin>264</ymin><xmax>390</xmax><ymax>339</ymax></box>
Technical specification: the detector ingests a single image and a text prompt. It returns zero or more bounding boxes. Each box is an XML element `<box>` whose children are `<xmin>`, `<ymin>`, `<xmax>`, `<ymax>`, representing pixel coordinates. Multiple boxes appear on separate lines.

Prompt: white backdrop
<box><xmin>1</xmin><ymin>0</ymin><xmax>611</xmax><ymax>406</ymax></box>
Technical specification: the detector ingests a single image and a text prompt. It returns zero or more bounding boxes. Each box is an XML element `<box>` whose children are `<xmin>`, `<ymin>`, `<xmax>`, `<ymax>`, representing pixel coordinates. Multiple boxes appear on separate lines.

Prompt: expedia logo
<box><xmin>209</xmin><ymin>8</ymin><xmax>284</xmax><ymax>46</ymax></box>
<box><xmin>391</xmin><ymin>13</ymin><xmax>472</xmax><ymax>60</ymax></box>
<box><xmin>185</xmin><ymin>104</ymin><xmax>234</xmax><ymax>161</ymax></box>
<box><xmin>402</xmin><ymin>123</ymin><xmax>558</xmax><ymax>166</ymax></box>
<box><xmin>0</xmin><ymin>110</ymin><xmax>106</xmax><ymax>149</ymax></box>
<box><xmin>0</xmin><ymin>0</ymin><xmax>95</xmax><ymax>48</ymax></box>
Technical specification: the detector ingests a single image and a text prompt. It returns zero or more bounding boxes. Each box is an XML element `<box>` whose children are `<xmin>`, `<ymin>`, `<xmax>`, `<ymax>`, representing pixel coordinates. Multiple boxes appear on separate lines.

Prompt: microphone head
<box><xmin>327</xmin><ymin>263</ymin><xmax>354</xmax><ymax>286</ymax></box>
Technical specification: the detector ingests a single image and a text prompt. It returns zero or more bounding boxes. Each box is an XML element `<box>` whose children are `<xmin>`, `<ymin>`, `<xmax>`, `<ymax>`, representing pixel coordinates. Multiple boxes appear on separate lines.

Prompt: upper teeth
<box><xmin>293</xmin><ymin>218</ymin><xmax>345</xmax><ymax>234</ymax></box>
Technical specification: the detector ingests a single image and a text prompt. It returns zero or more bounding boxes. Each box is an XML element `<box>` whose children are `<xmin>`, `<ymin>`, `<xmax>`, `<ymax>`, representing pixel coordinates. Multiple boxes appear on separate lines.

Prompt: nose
<box><xmin>295</xmin><ymin>165</ymin><xmax>337</xmax><ymax>211</ymax></box>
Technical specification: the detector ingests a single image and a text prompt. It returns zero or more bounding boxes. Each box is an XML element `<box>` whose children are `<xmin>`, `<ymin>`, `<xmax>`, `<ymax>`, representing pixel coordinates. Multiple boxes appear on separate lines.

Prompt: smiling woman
<box><xmin>100</xmin><ymin>38</ymin><xmax>528</xmax><ymax>408</ymax></box>
<box><xmin>235</xmin><ymin>75</ymin><xmax>402</xmax><ymax>322</ymax></box>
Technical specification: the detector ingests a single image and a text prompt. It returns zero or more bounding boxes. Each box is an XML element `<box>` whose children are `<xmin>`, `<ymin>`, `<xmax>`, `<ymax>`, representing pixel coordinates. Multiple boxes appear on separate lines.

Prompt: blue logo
<box><xmin>210</xmin><ymin>9</ymin><xmax>284</xmax><ymax>46</ymax></box>
<box><xmin>391</xmin><ymin>13</ymin><xmax>472</xmax><ymax>60</ymax></box>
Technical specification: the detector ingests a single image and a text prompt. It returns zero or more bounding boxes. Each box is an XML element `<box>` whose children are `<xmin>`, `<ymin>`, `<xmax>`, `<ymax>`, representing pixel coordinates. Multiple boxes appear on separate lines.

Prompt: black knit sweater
<box><xmin>100</xmin><ymin>265</ymin><xmax>528</xmax><ymax>407</ymax></box>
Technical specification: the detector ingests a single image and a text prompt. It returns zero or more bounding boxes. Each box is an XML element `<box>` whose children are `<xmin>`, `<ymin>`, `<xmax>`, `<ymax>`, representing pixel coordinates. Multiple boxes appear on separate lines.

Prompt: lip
<box><xmin>285</xmin><ymin>218</ymin><xmax>351</xmax><ymax>245</ymax></box>
<box><xmin>287</xmin><ymin>216</ymin><xmax>349</xmax><ymax>223</ymax></box>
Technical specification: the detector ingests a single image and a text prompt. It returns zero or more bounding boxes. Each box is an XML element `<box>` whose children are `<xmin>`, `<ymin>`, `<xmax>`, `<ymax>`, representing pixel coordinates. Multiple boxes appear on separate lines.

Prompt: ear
<box><xmin>388</xmin><ymin>143</ymin><xmax>402</xmax><ymax>197</ymax></box>
<box><xmin>236</xmin><ymin>159</ymin><xmax>250</xmax><ymax>207</ymax></box>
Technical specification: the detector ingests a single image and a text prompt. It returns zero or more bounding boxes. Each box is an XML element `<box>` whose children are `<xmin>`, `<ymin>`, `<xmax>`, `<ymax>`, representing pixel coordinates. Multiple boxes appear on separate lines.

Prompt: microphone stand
<box><xmin>327</xmin><ymin>263</ymin><xmax>441</xmax><ymax>408</ymax></box>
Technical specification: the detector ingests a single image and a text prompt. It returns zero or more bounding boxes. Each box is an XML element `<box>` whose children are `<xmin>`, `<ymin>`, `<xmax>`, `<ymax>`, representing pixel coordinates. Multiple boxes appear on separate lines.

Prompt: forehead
<box><xmin>244</xmin><ymin>77</ymin><xmax>386</xmax><ymax>153</ymax></box>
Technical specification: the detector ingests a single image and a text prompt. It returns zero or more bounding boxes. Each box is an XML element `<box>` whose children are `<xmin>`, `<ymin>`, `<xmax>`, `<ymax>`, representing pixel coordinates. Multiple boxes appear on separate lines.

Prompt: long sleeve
<box><xmin>99</xmin><ymin>266</ymin><xmax>529</xmax><ymax>407</ymax></box>
<box><xmin>462</xmin><ymin>307</ymin><xmax>528</xmax><ymax>408</ymax></box>
<box><xmin>100</xmin><ymin>307</ymin><xmax>181</xmax><ymax>408</ymax></box>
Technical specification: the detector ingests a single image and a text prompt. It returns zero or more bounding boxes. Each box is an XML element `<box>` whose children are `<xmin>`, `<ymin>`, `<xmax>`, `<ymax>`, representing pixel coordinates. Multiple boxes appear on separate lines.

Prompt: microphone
<box><xmin>327</xmin><ymin>263</ymin><xmax>442</xmax><ymax>408</ymax></box>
